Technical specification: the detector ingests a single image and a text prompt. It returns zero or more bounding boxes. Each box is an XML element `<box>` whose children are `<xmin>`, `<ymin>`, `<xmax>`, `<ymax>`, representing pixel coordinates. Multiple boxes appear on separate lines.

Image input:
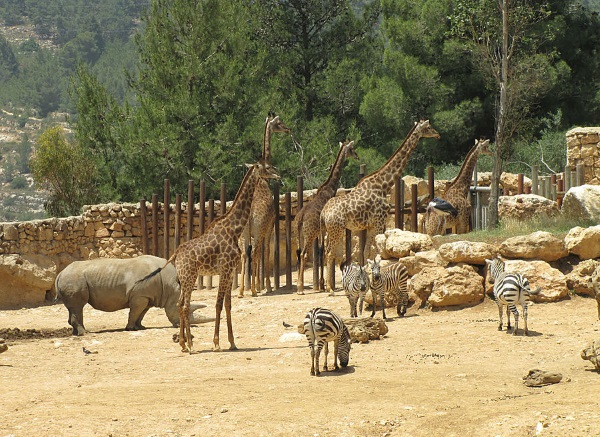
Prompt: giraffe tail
<box><xmin>135</xmin><ymin>253</ymin><xmax>178</xmax><ymax>285</ymax></box>
<box><xmin>246</xmin><ymin>244</ymin><xmax>253</xmax><ymax>279</ymax></box>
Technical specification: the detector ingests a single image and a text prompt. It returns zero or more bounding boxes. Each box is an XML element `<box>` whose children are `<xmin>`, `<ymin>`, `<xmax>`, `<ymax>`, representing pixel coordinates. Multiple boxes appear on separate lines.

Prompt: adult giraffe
<box><xmin>294</xmin><ymin>140</ymin><xmax>359</xmax><ymax>294</ymax></box>
<box><xmin>239</xmin><ymin>113</ymin><xmax>290</xmax><ymax>297</ymax></box>
<box><xmin>424</xmin><ymin>138</ymin><xmax>491</xmax><ymax>236</ymax></box>
<box><xmin>137</xmin><ymin>161</ymin><xmax>279</xmax><ymax>353</ymax></box>
<box><xmin>320</xmin><ymin>120</ymin><xmax>440</xmax><ymax>294</ymax></box>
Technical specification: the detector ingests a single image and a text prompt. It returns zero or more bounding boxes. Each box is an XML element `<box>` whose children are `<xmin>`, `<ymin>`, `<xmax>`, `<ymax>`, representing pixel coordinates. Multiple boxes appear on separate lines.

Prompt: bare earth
<box><xmin>1</xmin><ymin>269</ymin><xmax>600</xmax><ymax>437</ymax></box>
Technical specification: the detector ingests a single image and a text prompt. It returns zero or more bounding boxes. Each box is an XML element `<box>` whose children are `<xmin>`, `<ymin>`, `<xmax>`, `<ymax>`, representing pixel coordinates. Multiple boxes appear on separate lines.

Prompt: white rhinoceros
<box><xmin>55</xmin><ymin>255</ymin><xmax>213</xmax><ymax>335</ymax></box>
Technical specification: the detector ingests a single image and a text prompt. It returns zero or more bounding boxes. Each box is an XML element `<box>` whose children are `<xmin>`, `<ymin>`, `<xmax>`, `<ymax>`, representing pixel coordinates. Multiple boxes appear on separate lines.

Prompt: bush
<box><xmin>10</xmin><ymin>176</ymin><xmax>28</xmax><ymax>189</ymax></box>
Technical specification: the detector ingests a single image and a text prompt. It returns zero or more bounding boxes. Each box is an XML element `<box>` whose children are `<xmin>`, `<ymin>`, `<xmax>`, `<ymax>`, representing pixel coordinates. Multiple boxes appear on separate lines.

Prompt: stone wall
<box><xmin>566</xmin><ymin>127</ymin><xmax>600</xmax><ymax>184</ymax></box>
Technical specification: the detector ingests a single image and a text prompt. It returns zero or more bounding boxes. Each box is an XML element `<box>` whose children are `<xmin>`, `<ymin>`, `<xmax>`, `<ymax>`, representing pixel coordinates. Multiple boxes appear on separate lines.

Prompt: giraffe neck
<box><xmin>317</xmin><ymin>145</ymin><xmax>352</xmax><ymax>198</ymax></box>
<box><xmin>446</xmin><ymin>143</ymin><xmax>482</xmax><ymax>198</ymax></box>
<box><xmin>262</xmin><ymin>117</ymin><xmax>273</xmax><ymax>164</ymax></box>
<box><xmin>210</xmin><ymin>166</ymin><xmax>260</xmax><ymax>236</ymax></box>
<box><xmin>358</xmin><ymin>122</ymin><xmax>420</xmax><ymax>195</ymax></box>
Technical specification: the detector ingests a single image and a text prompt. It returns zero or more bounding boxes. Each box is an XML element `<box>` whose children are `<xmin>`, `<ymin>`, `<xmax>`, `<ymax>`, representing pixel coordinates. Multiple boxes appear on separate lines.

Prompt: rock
<box><xmin>438</xmin><ymin>241</ymin><xmax>498</xmax><ymax>265</ymax></box>
<box><xmin>581</xmin><ymin>339</ymin><xmax>600</xmax><ymax>371</ymax></box>
<box><xmin>0</xmin><ymin>254</ymin><xmax>57</xmax><ymax>308</ymax></box>
<box><xmin>499</xmin><ymin>231</ymin><xmax>568</xmax><ymax>262</ymax></box>
<box><xmin>562</xmin><ymin>185</ymin><xmax>600</xmax><ymax>222</ymax></box>
<box><xmin>0</xmin><ymin>338</ymin><xmax>7</xmax><ymax>354</ymax></box>
<box><xmin>476</xmin><ymin>172</ymin><xmax>532</xmax><ymax>192</ymax></box>
<box><xmin>410</xmin><ymin>264</ymin><xmax>484</xmax><ymax>308</ymax></box>
<box><xmin>565</xmin><ymin>225</ymin><xmax>600</xmax><ymax>260</ymax></box>
<box><xmin>565</xmin><ymin>259</ymin><xmax>600</xmax><ymax>297</ymax></box>
<box><xmin>522</xmin><ymin>369</ymin><xmax>563</xmax><ymax>387</ymax></box>
<box><xmin>397</xmin><ymin>250</ymin><xmax>448</xmax><ymax>276</ymax></box>
<box><xmin>498</xmin><ymin>194</ymin><xmax>559</xmax><ymax>221</ymax></box>
<box><xmin>590</xmin><ymin>267</ymin><xmax>600</xmax><ymax>320</ymax></box>
<box><xmin>375</xmin><ymin>229</ymin><xmax>433</xmax><ymax>259</ymax></box>
<box><xmin>342</xmin><ymin>316</ymin><xmax>389</xmax><ymax>343</ymax></box>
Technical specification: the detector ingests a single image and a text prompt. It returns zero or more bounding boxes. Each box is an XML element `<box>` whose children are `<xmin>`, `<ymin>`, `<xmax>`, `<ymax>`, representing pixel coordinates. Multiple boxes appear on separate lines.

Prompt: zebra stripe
<box><xmin>303</xmin><ymin>307</ymin><xmax>351</xmax><ymax>376</ymax></box>
<box><xmin>368</xmin><ymin>258</ymin><xmax>409</xmax><ymax>320</ymax></box>
<box><xmin>341</xmin><ymin>262</ymin><xmax>370</xmax><ymax>318</ymax></box>
<box><xmin>485</xmin><ymin>257</ymin><xmax>541</xmax><ymax>336</ymax></box>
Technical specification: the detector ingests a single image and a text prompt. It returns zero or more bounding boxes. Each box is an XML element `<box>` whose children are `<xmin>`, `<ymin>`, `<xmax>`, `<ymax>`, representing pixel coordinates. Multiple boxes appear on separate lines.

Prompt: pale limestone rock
<box><xmin>438</xmin><ymin>241</ymin><xmax>498</xmax><ymax>265</ymax></box>
<box><xmin>476</xmin><ymin>172</ymin><xmax>532</xmax><ymax>192</ymax></box>
<box><xmin>485</xmin><ymin>259</ymin><xmax>567</xmax><ymax>303</ymax></box>
<box><xmin>565</xmin><ymin>259</ymin><xmax>600</xmax><ymax>297</ymax></box>
<box><xmin>0</xmin><ymin>254</ymin><xmax>57</xmax><ymax>308</ymax></box>
<box><xmin>565</xmin><ymin>225</ymin><xmax>600</xmax><ymax>259</ymax></box>
<box><xmin>375</xmin><ymin>229</ymin><xmax>432</xmax><ymax>259</ymax></box>
<box><xmin>498</xmin><ymin>194</ymin><xmax>559</xmax><ymax>221</ymax></box>
<box><xmin>410</xmin><ymin>264</ymin><xmax>484</xmax><ymax>308</ymax></box>
<box><xmin>561</xmin><ymin>185</ymin><xmax>600</xmax><ymax>222</ymax></box>
<box><xmin>499</xmin><ymin>231</ymin><xmax>568</xmax><ymax>262</ymax></box>
<box><xmin>397</xmin><ymin>250</ymin><xmax>448</xmax><ymax>276</ymax></box>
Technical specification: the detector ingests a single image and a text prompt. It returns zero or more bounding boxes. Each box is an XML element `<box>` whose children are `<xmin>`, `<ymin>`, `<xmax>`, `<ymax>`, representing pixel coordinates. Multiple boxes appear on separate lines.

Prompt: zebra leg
<box><xmin>322</xmin><ymin>341</ymin><xmax>329</xmax><ymax>372</ymax></box>
<box><xmin>310</xmin><ymin>345</ymin><xmax>316</xmax><ymax>376</ymax></box>
<box><xmin>315</xmin><ymin>343</ymin><xmax>323</xmax><ymax>376</ymax></box>
<box><xmin>523</xmin><ymin>303</ymin><xmax>529</xmax><ymax>336</ymax></box>
<box><xmin>381</xmin><ymin>290</ymin><xmax>387</xmax><ymax>320</ymax></box>
<box><xmin>506</xmin><ymin>305</ymin><xmax>513</xmax><ymax>333</ymax></box>
<box><xmin>333</xmin><ymin>338</ymin><xmax>340</xmax><ymax>371</ymax></box>
<box><xmin>496</xmin><ymin>302</ymin><xmax>503</xmax><ymax>331</ymax></box>
<box><xmin>509</xmin><ymin>305</ymin><xmax>519</xmax><ymax>335</ymax></box>
<box><xmin>359</xmin><ymin>292</ymin><xmax>365</xmax><ymax>316</ymax></box>
<box><xmin>370</xmin><ymin>292</ymin><xmax>377</xmax><ymax>318</ymax></box>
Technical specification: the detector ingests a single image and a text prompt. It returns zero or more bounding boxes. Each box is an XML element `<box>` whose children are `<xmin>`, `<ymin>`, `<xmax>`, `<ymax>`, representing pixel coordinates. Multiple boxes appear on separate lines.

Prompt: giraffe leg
<box><xmin>213</xmin><ymin>289</ymin><xmax>225</xmax><ymax>352</ymax></box>
<box><xmin>223</xmin><ymin>276</ymin><xmax>237</xmax><ymax>350</ymax></box>
<box><xmin>238</xmin><ymin>250</ymin><xmax>246</xmax><ymax>298</ymax></box>
<box><xmin>297</xmin><ymin>247</ymin><xmax>306</xmax><ymax>295</ymax></box>
<box><xmin>264</xmin><ymin>227</ymin><xmax>274</xmax><ymax>293</ymax></box>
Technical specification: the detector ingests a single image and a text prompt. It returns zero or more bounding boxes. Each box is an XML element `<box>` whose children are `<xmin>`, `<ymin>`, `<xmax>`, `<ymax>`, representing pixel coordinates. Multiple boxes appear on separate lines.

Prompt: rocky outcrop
<box><xmin>498</xmin><ymin>194</ymin><xmax>559</xmax><ymax>221</ymax></box>
<box><xmin>375</xmin><ymin>229</ymin><xmax>433</xmax><ymax>259</ymax></box>
<box><xmin>438</xmin><ymin>241</ymin><xmax>498</xmax><ymax>265</ymax></box>
<box><xmin>565</xmin><ymin>259</ymin><xmax>600</xmax><ymax>297</ymax></box>
<box><xmin>561</xmin><ymin>185</ymin><xmax>600</xmax><ymax>222</ymax></box>
<box><xmin>499</xmin><ymin>231</ymin><xmax>568</xmax><ymax>262</ymax></box>
<box><xmin>564</xmin><ymin>225</ymin><xmax>600</xmax><ymax>259</ymax></box>
<box><xmin>0</xmin><ymin>254</ymin><xmax>56</xmax><ymax>307</ymax></box>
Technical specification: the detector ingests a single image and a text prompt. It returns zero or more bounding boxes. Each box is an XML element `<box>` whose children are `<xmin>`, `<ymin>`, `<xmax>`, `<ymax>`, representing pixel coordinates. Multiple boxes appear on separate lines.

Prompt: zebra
<box><xmin>303</xmin><ymin>307</ymin><xmax>351</xmax><ymax>376</ymax></box>
<box><xmin>341</xmin><ymin>261</ymin><xmax>370</xmax><ymax>318</ymax></box>
<box><xmin>368</xmin><ymin>257</ymin><xmax>410</xmax><ymax>320</ymax></box>
<box><xmin>485</xmin><ymin>256</ymin><xmax>541</xmax><ymax>336</ymax></box>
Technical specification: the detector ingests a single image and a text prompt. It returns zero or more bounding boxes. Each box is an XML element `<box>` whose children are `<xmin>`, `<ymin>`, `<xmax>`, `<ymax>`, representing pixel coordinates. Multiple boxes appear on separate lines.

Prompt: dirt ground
<box><xmin>1</xmin><ymin>269</ymin><xmax>600</xmax><ymax>437</ymax></box>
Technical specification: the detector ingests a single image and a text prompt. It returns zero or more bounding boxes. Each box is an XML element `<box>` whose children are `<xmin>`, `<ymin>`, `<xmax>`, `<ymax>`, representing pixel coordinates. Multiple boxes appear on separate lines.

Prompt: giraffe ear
<box><xmin>245</xmin><ymin>163</ymin><xmax>253</xmax><ymax>169</ymax></box>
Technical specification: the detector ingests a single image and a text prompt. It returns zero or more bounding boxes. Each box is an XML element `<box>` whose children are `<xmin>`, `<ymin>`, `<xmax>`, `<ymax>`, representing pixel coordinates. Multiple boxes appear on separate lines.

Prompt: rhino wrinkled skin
<box><xmin>55</xmin><ymin>255</ymin><xmax>210</xmax><ymax>335</ymax></box>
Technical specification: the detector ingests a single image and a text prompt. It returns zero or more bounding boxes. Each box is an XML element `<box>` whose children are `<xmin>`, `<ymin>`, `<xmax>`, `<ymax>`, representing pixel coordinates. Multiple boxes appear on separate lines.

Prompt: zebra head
<box><xmin>368</xmin><ymin>257</ymin><xmax>381</xmax><ymax>282</ymax></box>
<box><xmin>338</xmin><ymin>324</ymin><xmax>352</xmax><ymax>368</ymax></box>
<box><xmin>485</xmin><ymin>256</ymin><xmax>505</xmax><ymax>284</ymax></box>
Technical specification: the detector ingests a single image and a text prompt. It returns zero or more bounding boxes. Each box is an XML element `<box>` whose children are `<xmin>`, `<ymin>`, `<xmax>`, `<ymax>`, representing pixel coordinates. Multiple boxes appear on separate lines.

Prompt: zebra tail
<box><xmin>529</xmin><ymin>286</ymin><xmax>542</xmax><ymax>295</ymax></box>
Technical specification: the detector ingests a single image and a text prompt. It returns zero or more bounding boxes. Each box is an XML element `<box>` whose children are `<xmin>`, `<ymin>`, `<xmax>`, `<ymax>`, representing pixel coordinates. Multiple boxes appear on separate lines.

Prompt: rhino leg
<box><xmin>68</xmin><ymin>308</ymin><xmax>86</xmax><ymax>336</ymax></box>
<box><xmin>126</xmin><ymin>297</ymin><xmax>152</xmax><ymax>331</ymax></box>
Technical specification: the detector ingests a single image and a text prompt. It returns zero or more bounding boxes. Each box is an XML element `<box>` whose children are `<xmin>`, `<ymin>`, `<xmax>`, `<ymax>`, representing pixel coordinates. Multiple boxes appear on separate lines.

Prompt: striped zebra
<box><xmin>303</xmin><ymin>307</ymin><xmax>351</xmax><ymax>376</ymax></box>
<box><xmin>368</xmin><ymin>257</ymin><xmax>410</xmax><ymax>320</ymax></box>
<box><xmin>341</xmin><ymin>261</ymin><xmax>370</xmax><ymax>318</ymax></box>
<box><xmin>485</xmin><ymin>256</ymin><xmax>541</xmax><ymax>336</ymax></box>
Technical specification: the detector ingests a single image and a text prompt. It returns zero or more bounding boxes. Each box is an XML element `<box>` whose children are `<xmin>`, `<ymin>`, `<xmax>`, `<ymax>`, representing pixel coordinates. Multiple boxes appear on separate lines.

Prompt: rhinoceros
<box><xmin>55</xmin><ymin>255</ymin><xmax>213</xmax><ymax>335</ymax></box>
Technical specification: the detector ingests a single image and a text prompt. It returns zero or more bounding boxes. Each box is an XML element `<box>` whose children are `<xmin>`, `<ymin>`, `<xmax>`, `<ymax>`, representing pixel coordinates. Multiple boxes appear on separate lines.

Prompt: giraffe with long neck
<box><xmin>141</xmin><ymin>161</ymin><xmax>279</xmax><ymax>353</ymax></box>
<box><xmin>294</xmin><ymin>140</ymin><xmax>359</xmax><ymax>294</ymax></box>
<box><xmin>320</xmin><ymin>120</ymin><xmax>440</xmax><ymax>294</ymax></box>
<box><xmin>425</xmin><ymin>138</ymin><xmax>491</xmax><ymax>236</ymax></box>
<box><xmin>239</xmin><ymin>114</ymin><xmax>290</xmax><ymax>297</ymax></box>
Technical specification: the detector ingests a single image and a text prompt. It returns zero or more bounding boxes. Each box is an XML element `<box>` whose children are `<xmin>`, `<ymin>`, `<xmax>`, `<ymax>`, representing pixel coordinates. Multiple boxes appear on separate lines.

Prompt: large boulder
<box><xmin>564</xmin><ymin>225</ymin><xmax>600</xmax><ymax>260</ymax></box>
<box><xmin>410</xmin><ymin>264</ymin><xmax>484</xmax><ymax>309</ymax></box>
<box><xmin>438</xmin><ymin>241</ymin><xmax>498</xmax><ymax>265</ymax></box>
<box><xmin>498</xmin><ymin>194</ymin><xmax>559</xmax><ymax>221</ymax></box>
<box><xmin>0</xmin><ymin>254</ymin><xmax>57</xmax><ymax>308</ymax></box>
<box><xmin>477</xmin><ymin>172</ymin><xmax>532</xmax><ymax>192</ymax></box>
<box><xmin>499</xmin><ymin>231</ymin><xmax>568</xmax><ymax>262</ymax></box>
<box><xmin>397</xmin><ymin>250</ymin><xmax>448</xmax><ymax>276</ymax></box>
<box><xmin>375</xmin><ymin>229</ymin><xmax>433</xmax><ymax>259</ymax></box>
<box><xmin>485</xmin><ymin>259</ymin><xmax>568</xmax><ymax>303</ymax></box>
<box><xmin>565</xmin><ymin>259</ymin><xmax>600</xmax><ymax>297</ymax></box>
<box><xmin>562</xmin><ymin>185</ymin><xmax>600</xmax><ymax>222</ymax></box>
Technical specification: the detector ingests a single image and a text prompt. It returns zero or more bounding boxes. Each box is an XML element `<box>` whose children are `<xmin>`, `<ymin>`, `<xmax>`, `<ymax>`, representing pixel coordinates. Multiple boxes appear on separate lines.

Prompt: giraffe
<box><xmin>424</xmin><ymin>138</ymin><xmax>491</xmax><ymax>236</ymax></box>
<box><xmin>294</xmin><ymin>140</ymin><xmax>359</xmax><ymax>295</ymax></box>
<box><xmin>320</xmin><ymin>120</ymin><xmax>440</xmax><ymax>294</ymax></box>
<box><xmin>238</xmin><ymin>113</ymin><xmax>291</xmax><ymax>297</ymax></box>
<box><xmin>138</xmin><ymin>161</ymin><xmax>279</xmax><ymax>353</ymax></box>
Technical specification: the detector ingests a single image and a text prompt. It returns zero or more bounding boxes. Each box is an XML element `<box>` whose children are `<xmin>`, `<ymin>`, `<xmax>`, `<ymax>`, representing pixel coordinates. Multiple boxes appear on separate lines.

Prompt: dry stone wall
<box><xmin>567</xmin><ymin>127</ymin><xmax>600</xmax><ymax>184</ymax></box>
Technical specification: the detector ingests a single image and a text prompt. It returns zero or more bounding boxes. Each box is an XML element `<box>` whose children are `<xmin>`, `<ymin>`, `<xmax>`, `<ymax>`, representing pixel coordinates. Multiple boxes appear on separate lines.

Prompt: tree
<box><xmin>450</xmin><ymin>0</ymin><xmax>559</xmax><ymax>229</ymax></box>
<box><xmin>29</xmin><ymin>126</ymin><xmax>99</xmax><ymax>216</ymax></box>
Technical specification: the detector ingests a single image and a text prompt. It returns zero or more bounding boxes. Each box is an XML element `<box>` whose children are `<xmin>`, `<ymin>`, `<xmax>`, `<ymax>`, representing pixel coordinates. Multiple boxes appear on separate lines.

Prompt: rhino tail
<box><xmin>135</xmin><ymin>253</ymin><xmax>178</xmax><ymax>285</ymax></box>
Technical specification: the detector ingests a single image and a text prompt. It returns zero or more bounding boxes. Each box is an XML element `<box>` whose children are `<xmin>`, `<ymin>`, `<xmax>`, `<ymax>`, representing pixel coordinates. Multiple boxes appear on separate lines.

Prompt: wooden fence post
<box><xmin>411</xmin><ymin>184</ymin><xmax>418</xmax><ymax>232</ymax></box>
<box><xmin>151</xmin><ymin>194</ymin><xmax>159</xmax><ymax>257</ymax></box>
<box><xmin>206</xmin><ymin>199</ymin><xmax>214</xmax><ymax>289</ymax></box>
<box><xmin>428</xmin><ymin>166</ymin><xmax>434</xmax><ymax>200</ymax></box>
<box><xmin>163</xmin><ymin>179</ymin><xmax>170</xmax><ymax>259</ymax></box>
<box><xmin>174</xmin><ymin>194</ymin><xmax>181</xmax><ymax>249</ymax></box>
<box><xmin>285</xmin><ymin>192</ymin><xmax>292</xmax><ymax>289</ymax></box>
<box><xmin>531</xmin><ymin>165</ymin><xmax>539</xmax><ymax>195</ymax></box>
<box><xmin>273</xmin><ymin>182</ymin><xmax>281</xmax><ymax>290</ymax></box>
<box><xmin>394</xmin><ymin>176</ymin><xmax>402</xmax><ymax>229</ymax></box>
<box><xmin>197</xmin><ymin>181</ymin><xmax>206</xmax><ymax>290</ymax></box>
<box><xmin>140</xmin><ymin>199</ymin><xmax>149</xmax><ymax>255</ymax></box>
<box><xmin>186</xmin><ymin>180</ymin><xmax>194</xmax><ymax>241</ymax></box>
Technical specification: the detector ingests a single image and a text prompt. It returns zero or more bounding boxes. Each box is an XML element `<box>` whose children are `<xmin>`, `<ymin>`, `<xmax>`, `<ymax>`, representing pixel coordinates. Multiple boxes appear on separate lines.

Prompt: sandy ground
<box><xmin>1</xmin><ymin>269</ymin><xmax>600</xmax><ymax>437</ymax></box>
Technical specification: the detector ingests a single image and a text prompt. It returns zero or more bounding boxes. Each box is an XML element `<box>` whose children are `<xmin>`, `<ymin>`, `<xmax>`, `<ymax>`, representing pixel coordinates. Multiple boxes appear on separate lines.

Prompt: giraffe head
<box><xmin>341</xmin><ymin>140</ymin><xmax>359</xmax><ymax>161</ymax></box>
<box><xmin>476</xmin><ymin>138</ymin><xmax>492</xmax><ymax>156</ymax></box>
<box><xmin>266</xmin><ymin>113</ymin><xmax>291</xmax><ymax>135</ymax></box>
<box><xmin>247</xmin><ymin>160</ymin><xmax>280</xmax><ymax>181</ymax></box>
<box><xmin>415</xmin><ymin>119</ymin><xmax>441</xmax><ymax>140</ymax></box>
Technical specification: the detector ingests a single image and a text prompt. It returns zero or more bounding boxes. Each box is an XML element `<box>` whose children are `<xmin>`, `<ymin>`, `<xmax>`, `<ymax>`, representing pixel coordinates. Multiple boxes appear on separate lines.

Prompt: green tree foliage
<box><xmin>29</xmin><ymin>126</ymin><xmax>99</xmax><ymax>217</ymax></box>
<box><xmin>0</xmin><ymin>34</ymin><xmax>18</xmax><ymax>82</ymax></box>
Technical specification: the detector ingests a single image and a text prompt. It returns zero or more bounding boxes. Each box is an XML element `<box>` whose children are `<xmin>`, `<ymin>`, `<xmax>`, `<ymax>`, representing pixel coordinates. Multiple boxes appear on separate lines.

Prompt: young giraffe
<box><xmin>424</xmin><ymin>138</ymin><xmax>491</xmax><ymax>236</ymax></box>
<box><xmin>294</xmin><ymin>140</ymin><xmax>359</xmax><ymax>295</ymax></box>
<box><xmin>139</xmin><ymin>161</ymin><xmax>279</xmax><ymax>353</ymax></box>
<box><xmin>239</xmin><ymin>113</ymin><xmax>291</xmax><ymax>297</ymax></box>
<box><xmin>320</xmin><ymin>120</ymin><xmax>440</xmax><ymax>294</ymax></box>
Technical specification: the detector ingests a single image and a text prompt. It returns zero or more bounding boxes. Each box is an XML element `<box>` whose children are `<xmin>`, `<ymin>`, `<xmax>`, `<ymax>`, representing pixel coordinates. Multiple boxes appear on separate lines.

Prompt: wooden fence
<box><xmin>139</xmin><ymin>163</ymin><xmax>585</xmax><ymax>291</ymax></box>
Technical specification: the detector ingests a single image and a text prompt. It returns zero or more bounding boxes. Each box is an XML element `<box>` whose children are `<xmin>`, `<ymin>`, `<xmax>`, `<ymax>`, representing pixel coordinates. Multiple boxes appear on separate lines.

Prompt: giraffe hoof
<box><xmin>297</xmin><ymin>291</ymin><xmax>304</xmax><ymax>295</ymax></box>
